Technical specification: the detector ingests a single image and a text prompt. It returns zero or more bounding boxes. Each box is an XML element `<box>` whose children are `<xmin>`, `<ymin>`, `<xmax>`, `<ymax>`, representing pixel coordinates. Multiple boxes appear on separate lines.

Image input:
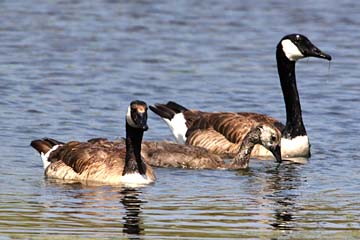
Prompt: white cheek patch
<box><xmin>41</xmin><ymin>145</ymin><xmax>60</xmax><ymax>169</ymax></box>
<box><xmin>126</xmin><ymin>106</ymin><xmax>137</xmax><ymax>128</ymax></box>
<box><xmin>259</xmin><ymin>125</ymin><xmax>273</xmax><ymax>147</ymax></box>
<box><xmin>281</xmin><ymin>39</ymin><xmax>304</xmax><ymax>61</ymax></box>
<box><xmin>163</xmin><ymin>113</ymin><xmax>188</xmax><ymax>144</ymax></box>
<box><xmin>260</xmin><ymin>125</ymin><xmax>272</xmax><ymax>138</ymax></box>
<box><xmin>281</xmin><ymin>135</ymin><xmax>309</xmax><ymax>157</ymax></box>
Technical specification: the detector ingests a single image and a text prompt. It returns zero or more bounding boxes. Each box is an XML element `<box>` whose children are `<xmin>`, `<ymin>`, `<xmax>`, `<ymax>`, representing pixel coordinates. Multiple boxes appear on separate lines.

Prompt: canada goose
<box><xmin>30</xmin><ymin>100</ymin><xmax>155</xmax><ymax>185</ymax></box>
<box><xmin>141</xmin><ymin>123</ymin><xmax>282</xmax><ymax>170</ymax></box>
<box><xmin>150</xmin><ymin>34</ymin><xmax>331</xmax><ymax>158</ymax></box>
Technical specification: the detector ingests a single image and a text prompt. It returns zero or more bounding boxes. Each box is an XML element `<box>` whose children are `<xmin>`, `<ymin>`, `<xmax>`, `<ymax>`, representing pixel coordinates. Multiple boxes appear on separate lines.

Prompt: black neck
<box><xmin>123</xmin><ymin>123</ymin><xmax>146</xmax><ymax>176</ymax></box>
<box><xmin>276</xmin><ymin>46</ymin><xmax>307</xmax><ymax>139</ymax></box>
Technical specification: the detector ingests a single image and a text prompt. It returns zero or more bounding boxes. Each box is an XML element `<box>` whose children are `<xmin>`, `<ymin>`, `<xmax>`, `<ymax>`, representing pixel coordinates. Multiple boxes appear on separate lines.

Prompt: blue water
<box><xmin>0</xmin><ymin>0</ymin><xmax>359</xmax><ymax>239</ymax></box>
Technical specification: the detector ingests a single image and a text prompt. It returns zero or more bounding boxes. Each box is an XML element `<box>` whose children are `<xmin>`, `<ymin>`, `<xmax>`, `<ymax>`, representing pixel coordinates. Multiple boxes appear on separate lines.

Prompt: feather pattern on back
<box><xmin>185</xmin><ymin>112</ymin><xmax>281</xmax><ymax>157</ymax></box>
<box><xmin>41</xmin><ymin>139</ymin><xmax>155</xmax><ymax>184</ymax></box>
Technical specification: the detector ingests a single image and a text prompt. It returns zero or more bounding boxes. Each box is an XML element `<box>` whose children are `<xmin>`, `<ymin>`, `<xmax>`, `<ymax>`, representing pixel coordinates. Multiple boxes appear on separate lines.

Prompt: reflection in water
<box><xmin>264</xmin><ymin>163</ymin><xmax>304</xmax><ymax>230</ymax></box>
<box><xmin>240</xmin><ymin>161</ymin><xmax>304</xmax><ymax>231</ymax></box>
<box><xmin>42</xmin><ymin>180</ymin><xmax>146</xmax><ymax>238</ymax></box>
<box><xmin>121</xmin><ymin>188</ymin><xmax>145</xmax><ymax>237</ymax></box>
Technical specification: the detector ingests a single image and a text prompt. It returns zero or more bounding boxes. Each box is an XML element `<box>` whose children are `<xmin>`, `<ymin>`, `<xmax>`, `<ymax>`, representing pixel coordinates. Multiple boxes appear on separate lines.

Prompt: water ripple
<box><xmin>0</xmin><ymin>0</ymin><xmax>359</xmax><ymax>239</ymax></box>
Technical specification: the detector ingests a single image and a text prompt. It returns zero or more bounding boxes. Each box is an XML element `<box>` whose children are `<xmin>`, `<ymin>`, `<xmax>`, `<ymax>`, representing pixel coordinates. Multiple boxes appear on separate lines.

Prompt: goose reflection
<box><xmin>240</xmin><ymin>161</ymin><xmax>305</xmax><ymax>231</ymax></box>
<box><xmin>42</xmin><ymin>180</ymin><xmax>145</xmax><ymax>238</ymax></box>
<box><xmin>264</xmin><ymin>162</ymin><xmax>304</xmax><ymax>230</ymax></box>
<box><xmin>120</xmin><ymin>187</ymin><xmax>144</xmax><ymax>237</ymax></box>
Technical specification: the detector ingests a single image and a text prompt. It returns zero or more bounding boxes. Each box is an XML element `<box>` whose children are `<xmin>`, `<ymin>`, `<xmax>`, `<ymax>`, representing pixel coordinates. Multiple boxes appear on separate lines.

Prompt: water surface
<box><xmin>0</xmin><ymin>0</ymin><xmax>359</xmax><ymax>239</ymax></box>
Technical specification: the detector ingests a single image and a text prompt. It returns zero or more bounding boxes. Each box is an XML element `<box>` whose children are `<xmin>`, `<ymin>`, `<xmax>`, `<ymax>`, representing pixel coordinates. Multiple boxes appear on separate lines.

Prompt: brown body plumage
<box><xmin>185</xmin><ymin>111</ymin><xmax>282</xmax><ymax>157</ymax></box>
<box><xmin>38</xmin><ymin>139</ymin><xmax>155</xmax><ymax>184</ymax></box>
<box><xmin>150</xmin><ymin>104</ymin><xmax>283</xmax><ymax>159</ymax></box>
<box><xmin>30</xmin><ymin>100</ymin><xmax>155</xmax><ymax>185</ymax></box>
<box><xmin>141</xmin><ymin>141</ymin><xmax>224</xmax><ymax>169</ymax></box>
<box><xmin>141</xmin><ymin>123</ymin><xmax>282</xmax><ymax>170</ymax></box>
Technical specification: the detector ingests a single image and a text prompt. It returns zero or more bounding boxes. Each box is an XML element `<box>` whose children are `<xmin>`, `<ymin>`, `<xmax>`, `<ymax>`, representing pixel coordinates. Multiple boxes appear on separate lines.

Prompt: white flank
<box><xmin>281</xmin><ymin>135</ymin><xmax>309</xmax><ymax>158</ymax></box>
<box><xmin>163</xmin><ymin>113</ymin><xmax>188</xmax><ymax>144</ymax></box>
<box><xmin>126</xmin><ymin>106</ymin><xmax>137</xmax><ymax>128</ymax></box>
<box><xmin>252</xmin><ymin>135</ymin><xmax>310</xmax><ymax>158</ymax></box>
<box><xmin>40</xmin><ymin>145</ymin><xmax>60</xmax><ymax>169</ymax></box>
<box><xmin>281</xmin><ymin>39</ymin><xmax>304</xmax><ymax>61</ymax></box>
<box><xmin>120</xmin><ymin>173</ymin><xmax>152</xmax><ymax>185</ymax></box>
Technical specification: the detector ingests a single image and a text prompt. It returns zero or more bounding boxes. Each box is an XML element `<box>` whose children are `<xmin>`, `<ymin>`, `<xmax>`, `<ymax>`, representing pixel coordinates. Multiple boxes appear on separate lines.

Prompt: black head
<box><xmin>278</xmin><ymin>34</ymin><xmax>332</xmax><ymax>62</ymax></box>
<box><xmin>126</xmin><ymin>100</ymin><xmax>149</xmax><ymax>131</ymax></box>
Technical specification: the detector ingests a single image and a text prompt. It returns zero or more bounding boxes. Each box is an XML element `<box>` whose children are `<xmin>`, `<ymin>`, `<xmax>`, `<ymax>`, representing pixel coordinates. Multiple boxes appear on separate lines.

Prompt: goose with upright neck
<box><xmin>150</xmin><ymin>34</ymin><xmax>331</xmax><ymax>158</ymax></box>
<box><xmin>268</xmin><ymin>34</ymin><xmax>331</xmax><ymax>157</ymax></box>
<box><xmin>30</xmin><ymin>100</ymin><xmax>155</xmax><ymax>185</ymax></box>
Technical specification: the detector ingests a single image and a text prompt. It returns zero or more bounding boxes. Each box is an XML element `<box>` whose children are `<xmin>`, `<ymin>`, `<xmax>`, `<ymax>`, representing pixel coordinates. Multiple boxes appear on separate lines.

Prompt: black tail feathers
<box><xmin>165</xmin><ymin>101</ymin><xmax>188</xmax><ymax>112</ymax></box>
<box><xmin>150</xmin><ymin>101</ymin><xmax>188</xmax><ymax>120</ymax></box>
<box><xmin>30</xmin><ymin>138</ymin><xmax>63</xmax><ymax>154</ymax></box>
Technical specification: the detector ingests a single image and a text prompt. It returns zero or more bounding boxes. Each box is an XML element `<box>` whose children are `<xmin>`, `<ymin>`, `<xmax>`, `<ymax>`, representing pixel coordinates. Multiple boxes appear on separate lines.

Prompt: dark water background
<box><xmin>0</xmin><ymin>0</ymin><xmax>359</xmax><ymax>239</ymax></box>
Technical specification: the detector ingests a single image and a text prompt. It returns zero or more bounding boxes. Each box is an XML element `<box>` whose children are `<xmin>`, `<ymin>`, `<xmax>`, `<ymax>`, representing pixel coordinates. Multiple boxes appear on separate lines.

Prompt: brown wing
<box><xmin>184</xmin><ymin>109</ymin><xmax>285</xmax><ymax>132</ymax></box>
<box><xmin>207</xmin><ymin>113</ymin><xmax>258</xmax><ymax>143</ymax></box>
<box><xmin>236</xmin><ymin>112</ymin><xmax>285</xmax><ymax>131</ymax></box>
<box><xmin>185</xmin><ymin>111</ymin><xmax>285</xmax><ymax>156</ymax></box>
<box><xmin>181</xmin><ymin>110</ymin><xmax>207</xmax><ymax>129</ymax></box>
<box><xmin>48</xmin><ymin>140</ymin><xmax>126</xmax><ymax>175</ymax></box>
<box><xmin>186</xmin><ymin>128</ymin><xmax>238</xmax><ymax>156</ymax></box>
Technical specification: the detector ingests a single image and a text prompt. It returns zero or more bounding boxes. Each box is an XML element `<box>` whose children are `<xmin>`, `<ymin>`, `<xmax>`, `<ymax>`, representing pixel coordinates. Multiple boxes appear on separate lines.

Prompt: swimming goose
<box><xmin>150</xmin><ymin>34</ymin><xmax>331</xmax><ymax>158</ymax></box>
<box><xmin>30</xmin><ymin>100</ymin><xmax>155</xmax><ymax>185</ymax></box>
<box><xmin>141</xmin><ymin>123</ymin><xmax>282</xmax><ymax>169</ymax></box>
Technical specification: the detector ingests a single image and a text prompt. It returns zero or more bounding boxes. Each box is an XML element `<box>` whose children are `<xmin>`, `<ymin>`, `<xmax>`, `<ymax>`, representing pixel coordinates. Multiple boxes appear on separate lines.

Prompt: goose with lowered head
<box><xmin>142</xmin><ymin>123</ymin><xmax>282</xmax><ymax>169</ymax></box>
